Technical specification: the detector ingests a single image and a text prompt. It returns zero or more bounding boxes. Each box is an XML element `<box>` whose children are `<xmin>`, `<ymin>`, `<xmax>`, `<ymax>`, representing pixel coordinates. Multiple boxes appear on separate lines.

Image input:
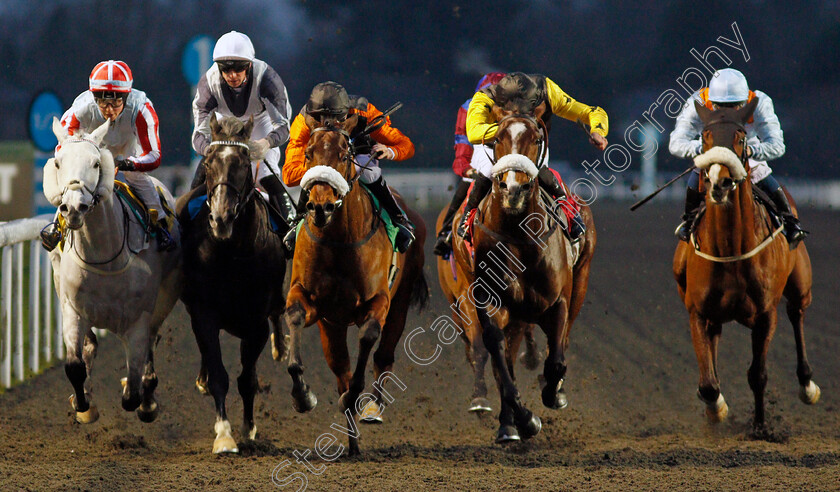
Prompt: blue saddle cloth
<box><xmin>187</xmin><ymin>194</ymin><xmax>282</xmax><ymax>232</ymax></box>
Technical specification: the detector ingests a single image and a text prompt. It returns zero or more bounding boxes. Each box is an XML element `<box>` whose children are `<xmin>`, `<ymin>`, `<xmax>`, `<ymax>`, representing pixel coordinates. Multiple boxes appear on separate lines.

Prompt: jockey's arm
<box><xmin>669</xmin><ymin>94</ymin><xmax>705</xmax><ymax>159</ymax></box>
<box><xmin>544</xmin><ymin>77</ymin><xmax>609</xmax><ymax>138</ymax></box>
<box><xmin>466</xmin><ymin>91</ymin><xmax>498</xmax><ymax>143</ymax></box>
<box><xmin>191</xmin><ymin>75</ymin><xmax>218</xmax><ymax>157</ymax></box>
<box><xmin>257</xmin><ymin>66</ymin><xmax>293</xmax><ymax>149</ymax></box>
<box><xmin>452</xmin><ymin>104</ymin><xmax>474</xmax><ymax>177</ymax></box>
<box><xmin>749</xmin><ymin>92</ymin><xmax>785</xmax><ymax>161</ymax></box>
<box><xmin>282</xmin><ymin>114</ymin><xmax>311</xmax><ymax>187</ymax></box>
<box><xmin>367</xmin><ymin>103</ymin><xmax>414</xmax><ymax>160</ymax></box>
<box><xmin>126</xmin><ymin>100</ymin><xmax>161</xmax><ymax>172</ymax></box>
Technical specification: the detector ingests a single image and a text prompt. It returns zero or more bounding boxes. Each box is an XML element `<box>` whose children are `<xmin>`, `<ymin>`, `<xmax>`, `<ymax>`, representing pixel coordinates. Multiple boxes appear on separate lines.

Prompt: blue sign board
<box><xmin>182</xmin><ymin>35</ymin><xmax>215</xmax><ymax>85</ymax></box>
<box><xmin>28</xmin><ymin>91</ymin><xmax>63</xmax><ymax>153</ymax></box>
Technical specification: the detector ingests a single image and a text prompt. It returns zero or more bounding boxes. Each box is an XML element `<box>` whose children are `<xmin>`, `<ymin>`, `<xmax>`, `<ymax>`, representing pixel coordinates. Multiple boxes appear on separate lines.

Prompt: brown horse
<box><xmin>445</xmin><ymin>112</ymin><xmax>596</xmax><ymax>443</ymax></box>
<box><xmin>284</xmin><ymin>115</ymin><xmax>429</xmax><ymax>455</ymax></box>
<box><xmin>673</xmin><ymin>99</ymin><xmax>819</xmax><ymax>435</ymax></box>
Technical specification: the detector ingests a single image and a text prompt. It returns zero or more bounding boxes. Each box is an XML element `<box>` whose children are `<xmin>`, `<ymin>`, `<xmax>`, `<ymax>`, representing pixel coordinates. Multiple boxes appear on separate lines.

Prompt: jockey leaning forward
<box><xmin>41</xmin><ymin>59</ymin><xmax>175</xmax><ymax>252</ymax></box>
<box><xmin>282</xmin><ymin>81</ymin><xmax>416</xmax><ymax>253</ymax></box>
<box><xmin>190</xmin><ymin>31</ymin><xmax>295</xmax><ymax>232</ymax></box>
<box><xmin>456</xmin><ymin>72</ymin><xmax>609</xmax><ymax>242</ymax></box>
<box><xmin>669</xmin><ymin>68</ymin><xmax>806</xmax><ymax>247</ymax></box>
<box><xmin>432</xmin><ymin>72</ymin><xmax>506</xmax><ymax>257</ymax></box>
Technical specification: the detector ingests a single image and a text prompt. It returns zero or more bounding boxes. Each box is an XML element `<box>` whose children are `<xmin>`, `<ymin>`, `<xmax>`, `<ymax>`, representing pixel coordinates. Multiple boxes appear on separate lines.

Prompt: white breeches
<box><xmin>749</xmin><ymin>159</ymin><xmax>772</xmax><ymax>183</ymax></box>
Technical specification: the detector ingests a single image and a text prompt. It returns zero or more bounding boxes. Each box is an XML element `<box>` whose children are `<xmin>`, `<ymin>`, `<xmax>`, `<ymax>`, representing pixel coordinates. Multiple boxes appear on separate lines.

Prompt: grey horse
<box><xmin>43</xmin><ymin>117</ymin><xmax>182</xmax><ymax>424</ymax></box>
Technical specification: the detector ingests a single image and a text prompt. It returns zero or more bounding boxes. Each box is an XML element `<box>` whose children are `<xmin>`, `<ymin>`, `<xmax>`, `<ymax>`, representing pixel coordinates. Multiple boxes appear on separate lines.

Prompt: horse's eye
<box><xmin>93</xmin><ymin>162</ymin><xmax>100</xmax><ymax>169</ymax></box>
<box><xmin>54</xmin><ymin>160</ymin><xmax>60</xmax><ymax>169</ymax></box>
<box><xmin>304</xmin><ymin>151</ymin><xmax>312</xmax><ymax>161</ymax></box>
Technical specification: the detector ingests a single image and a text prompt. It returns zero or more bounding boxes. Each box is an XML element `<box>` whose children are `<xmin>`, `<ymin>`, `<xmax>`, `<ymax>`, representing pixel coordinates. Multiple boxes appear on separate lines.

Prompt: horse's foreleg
<box><xmin>122</xmin><ymin>314</ymin><xmax>153</xmax><ymax>413</ymax></box>
<box><xmin>540</xmin><ymin>302</ymin><xmax>569</xmax><ymax>410</ymax></box>
<box><xmin>63</xmin><ymin>310</ymin><xmax>98</xmax><ymax>424</ymax></box>
<box><xmin>691</xmin><ymin>312</ymin><xmax>727</xmax><ymax>422</ymax></box>
<box><xmin>137</xmin><ymin>335</ymin><xmax>160</xmax><ymax>423</ymax></box>
<box><xmin>478</xmin><ymin>307</ymin><xmax>541</xmax><ymax>443</ymax></box>
<box><xmin>343</xmin><ymin>294</ymin><xmax>388</xmax><ymax>420</ymax></box>
<box><xmin>468</xmin><ymin>323</ymin><xmax>493</xmax><ymax>413</ymax></box>
<box><xmin>368</xmin><ymin>288</ymin><xmax>413</xmax><ymax>422</ymax></box>
<box><xmin>748</xmin><ymin>311</ymin><xmax>777</xmax><ymax>432</ymax></box>
<box><xmin>784</xmin><ymin>257</ymin><xmax>819</xmax><ymax>404</ymax></box>
<box><xmin>269</xmin><ymin>313</ymin><xmax>288</xmax><ymax>361</ymax></box>
<box><xmin>238</xmin><ymin>321</ymin><xmax>269</xmax><ymax>441</ymax></box>
<box><xmin>318</xmin><ymin>320</ymin><xmax>356</xmax><ymax>455</ymax></box>
<box><xmin>285</xmin><ymin>284</ymin><xmax>317</xmax><ymax>413</ymax></box>
<box><xmin>82</xmin><ymin>329</ymin><xmax>98</xmax><ymax>394</ymax></box>
<box><xmin>190</xmin><ymin>318</ymin><xmax>235</xmax><ymax>453</ymax></box>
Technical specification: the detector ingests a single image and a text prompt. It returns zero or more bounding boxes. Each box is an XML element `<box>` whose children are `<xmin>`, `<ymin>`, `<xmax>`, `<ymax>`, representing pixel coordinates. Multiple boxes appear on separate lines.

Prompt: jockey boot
<box><xmin>433</xmin><ymin>180</ymin><xmax>471</xmax><ymax>257</ymax></box>
<box><xmin>367</xmin><ymin>176</ymin><xmax>415</xmax><ymax>253</ymax></box>
<box><xmin>456</xmin><ymin>174</ymin><xmax>492</xmax><ymax>241</ymax></box>
<box><xmin>537</xmin><ymin>166</ymin><xmax>585</xmax><ymax>242</ymax></box>
<box><xmin>259</xmin><ymin>175</ymin><xmax>295</xmax><ymax>236</ymax></box>
<box><xmin>283</xmin><ymin>188</ymin><xmax>310</xmax><ymax>255</ymax></box>
<box><xmin>675</xmin><ymin>187</ymin><xmax>704</xmax><ymax>242</ymax></box>
<box><xmin>40</xmin><ymin>220</ymin><xmax>61</xmax><ymax>252</ymax></box>
<box><xmin>148</xmin><ymin>209</ymin><xmax>176</xmax><ymax>252</ymax></box>
<box><xmin>765</xmin><ymin>185</ymin><xmax>808</xmax><ymax>248</ymax></box>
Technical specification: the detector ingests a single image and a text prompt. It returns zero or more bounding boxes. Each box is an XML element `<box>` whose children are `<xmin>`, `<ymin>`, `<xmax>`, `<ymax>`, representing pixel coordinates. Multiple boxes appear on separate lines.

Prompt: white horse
<box><xmin>43</xmin><ymin>117</ymin><xmax>183</xmax><ymax>424</ymax></box>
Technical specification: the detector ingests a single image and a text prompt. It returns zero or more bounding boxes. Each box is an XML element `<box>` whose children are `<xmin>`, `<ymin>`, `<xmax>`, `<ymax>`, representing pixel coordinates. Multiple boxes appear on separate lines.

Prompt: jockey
<box><xmin>669</xmin><ymin>68</ymin><xmax>806</xmax><ymax>246</ymax></box>
<box><xmin>456</xmin><ymin>72</ymin><xmax>609</xmax><ymax>242</ymax></box>
<box><xmin>282</xmin><ymin>81</ymin><xmax>416</xmax><ymax>253</ymax></box>
<box><xmin>190</xmin><ymin>31</ymin><xmax>295</xmax><ymax>231</ymax></box>
<box><xmin>40</xmin><ymin>60</ymin><xmax>175</xmax><ymax>252</ymax></box>
<box><xmin>432</xmin><ymin>72</ymin><xmax>506</xmax><ymax>257</ymax></box>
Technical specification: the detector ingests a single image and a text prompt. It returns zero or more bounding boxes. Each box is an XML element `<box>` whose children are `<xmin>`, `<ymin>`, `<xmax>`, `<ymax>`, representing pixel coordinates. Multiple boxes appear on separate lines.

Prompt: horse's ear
<box><xmin>243</xmin><ymin>115</ymin><xmax>254</xmax><ymax>139</ymax></box>
<box><xmin>737</xmin><ymin>97</ymin><xmax>759</xmax><ymax>124</ymax></box>
<box><xmin>89</xmin><ymin>119</ymin><xmax>111</xmax><ymax>147</ymax></box>
<box><xmin>304</xmin><ymin>113</ymin><xmax>320</xmax><ymax>131</ymax></box>
<box><xmin>94</xmin><ymin>150</ymin><xmax>115</xmax><ymax>198</ymax></box>
<box><xmin>491</xmin><ymin>104</ymin><xmax>507</xmax><ymax>122</ymax></box>
<box><xmin>533</xmin><ymin>101</ymin><xmax>547</xmax><ymax>121</ymax></box>
<box><xmin>209</xmin><ymin>113</ymin><xmax>221</xmax><ymax>138</ymax></box>
<box><xmin>52</xmin><ymin>117</ymin><xmax>68</xmax><ymax>144</ymax></box>
<box><xmin>694</xmin><ymin>99</ymin><xmax>713</xmax><ymax>123</ymax></box>
<box><xmin>42</xmin><ymin>158</ymin><xmax>63</xmax><ymax>206</ymax></box>
<box><xmin>340</xmin><ymin>113</ymin><xmax>359</xmax><ymax>134</ymax></box>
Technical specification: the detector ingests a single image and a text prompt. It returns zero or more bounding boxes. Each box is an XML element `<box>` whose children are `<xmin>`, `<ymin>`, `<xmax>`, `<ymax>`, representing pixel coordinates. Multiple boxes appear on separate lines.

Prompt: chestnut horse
<box><xmin>175</xmin><ymin>115</ymin><xmax>287</xmax><ymax>453</ymax></box>
<box><xmin>284</xmin><ymin>115</ymin><xmax>429</xmax><ymax>455</ymax></box>
<box><xmin>673</xmin><ymin>99</ymin><xmax>819</xmax><ymax>435</ymax></box>
<box><xmin>445</xmin><ymin>112</ymin><xmax>596</xmax><ymax>443</ymax></box>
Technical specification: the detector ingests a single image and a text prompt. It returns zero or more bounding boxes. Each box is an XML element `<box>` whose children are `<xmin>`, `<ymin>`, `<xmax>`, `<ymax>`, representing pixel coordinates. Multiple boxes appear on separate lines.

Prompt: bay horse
<box><xmin>284</xmin><ymin>114</ymin><xmax>429</xmax><ymax>455</ymax></box>
<box><xmin>175</xmin><ymin>114</ymin><xmax>287</xmax><ymax>453</ymax></box>
<box><xmin>674</xmin><ymin>99</ymin><xmax>819</xmax><ymax>435</ymax></box>
<box><xmin>446</xmin><ymin>111</ymin><xmax>597</xmax><ymax>443</ymax></box>
<box><xmin>43</xmin><ymin>118</ymin><xmax>182</xmax><ymax>424</ymax></box>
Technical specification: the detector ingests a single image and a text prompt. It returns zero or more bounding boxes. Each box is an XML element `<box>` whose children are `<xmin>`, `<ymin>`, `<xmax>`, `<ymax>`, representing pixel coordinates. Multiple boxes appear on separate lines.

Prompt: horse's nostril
<box><xmin>59</xmin><ymin>204</ymin><xmax>68</xmax><ymax>213</ymax></box>
<box><xmin>78</xmin><ymin>204</ymin><xmax>89</xmax><ymax>213</ymax></box>
<box><xmin>522</xmin><ymin>183</ymin><xmax>532</xmax><ymax>191</ymax></box>
<box><xmin>499</xmin><ymin>182</ymin><xmax>507</xmax><ymax>189</ymax></box>
<box><xmin>324</xmin><ymin>203</ymin><xmax>335</xmax><ymax>213</ymax></box>
<box><xmin>306</xmin><ymin>202</ymin><xmax>315</xmax><ymax>211</ymax></box>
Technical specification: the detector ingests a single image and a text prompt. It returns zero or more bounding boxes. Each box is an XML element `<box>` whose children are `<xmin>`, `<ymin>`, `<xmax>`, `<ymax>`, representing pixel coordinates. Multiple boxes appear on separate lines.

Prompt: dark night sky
<box><xmin>1</xmin><ymin>0</ymin><xmax>837</xmax><ymax>178</ymax></box>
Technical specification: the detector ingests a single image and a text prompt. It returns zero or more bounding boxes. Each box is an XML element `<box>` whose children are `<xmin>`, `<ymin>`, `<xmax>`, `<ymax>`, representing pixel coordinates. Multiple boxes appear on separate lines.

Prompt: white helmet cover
<box><xmin>213</xmin><ymin>31</ymin><xmax>255</xmax><ymax>62</ymax></box>
<box><xmin>708</xmin><ymin>68</ymin><xmax>749</xmax><ymax>103</ymax></box>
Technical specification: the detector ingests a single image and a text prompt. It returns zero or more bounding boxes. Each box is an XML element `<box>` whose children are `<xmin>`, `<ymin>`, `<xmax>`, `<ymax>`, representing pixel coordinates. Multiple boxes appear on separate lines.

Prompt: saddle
<box><xmin>184</xmin><ymin>184</ymin><xmax>288</xmax><ymax>236</ymax></box>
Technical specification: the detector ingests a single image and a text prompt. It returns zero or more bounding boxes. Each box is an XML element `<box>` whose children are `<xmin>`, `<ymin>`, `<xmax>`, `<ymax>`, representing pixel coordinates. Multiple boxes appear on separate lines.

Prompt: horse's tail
<box><xmin>409</xmin><ymin>268</ymin><xmax>431</xmax><ymax>312</ymax></box>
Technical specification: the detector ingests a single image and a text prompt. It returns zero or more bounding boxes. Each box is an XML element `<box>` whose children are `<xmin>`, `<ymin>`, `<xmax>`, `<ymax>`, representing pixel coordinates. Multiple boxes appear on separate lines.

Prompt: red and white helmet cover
<box><xmin>89</xmin><ymin>60</ymin><xmax>133</xmax><ymax>93</ymax></box>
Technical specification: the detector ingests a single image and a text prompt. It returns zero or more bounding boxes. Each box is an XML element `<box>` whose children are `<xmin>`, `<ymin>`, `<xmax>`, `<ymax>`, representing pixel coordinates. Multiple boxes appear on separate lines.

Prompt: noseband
<box><xmin>206</xmin><ymin>140</ymin><xmax>255</xmax><ymax>221</ymax></box>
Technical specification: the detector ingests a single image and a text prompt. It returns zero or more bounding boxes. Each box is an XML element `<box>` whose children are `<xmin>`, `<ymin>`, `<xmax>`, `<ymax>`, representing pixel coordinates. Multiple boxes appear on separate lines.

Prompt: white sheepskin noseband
<box><xmin>300</xmin><ymin>165</ymin><xmax>350</xmax><ymax>196</ymax></box>
<box><xmin>693</xmin><ymin>146</ymin><xmax>747</xmax><ymax>181</ymax></box>
<box><xmin>492</xmin><ymin>154</ymin><xmax>539</xmax><ymax>179</ymax></box>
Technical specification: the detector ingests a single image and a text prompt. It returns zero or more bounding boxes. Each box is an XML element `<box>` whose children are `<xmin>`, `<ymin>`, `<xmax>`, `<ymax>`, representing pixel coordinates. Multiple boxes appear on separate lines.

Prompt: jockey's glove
<box><xmin>248</xmin><ymin>138</ymin><xmax>271</xmax><ymax>161</ymax></box>
<box><xmin>116</xmin><ymin>159</ymin><xmax>135</xmax><ymax>171</ymax></box>
<box><xmin>372</xmin><ymin>143</ymin><xmax>396</xmax><ymax>160</ymax></box>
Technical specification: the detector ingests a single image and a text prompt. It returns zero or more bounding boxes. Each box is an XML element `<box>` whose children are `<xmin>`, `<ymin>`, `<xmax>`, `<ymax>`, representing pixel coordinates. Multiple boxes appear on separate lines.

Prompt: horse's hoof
<box><xmin>702</xmin><ymin>394</ymin><xmax>729</xmax><ymax>423</ymax></box>
<box><xmin>69</xmin><ymin>394</ymin><xmax>99</xmax><ymax>424</ymax></box>
<box><xmin>799</xmin><ymin>381</ymin><xmax>821</xmax><ymax>405</ymax></box>
<box><xmin>516</xmin><ymin>412</ymin><xmax>542</xmax><ymax>440</ymax></box>
<box><xmin>291</xmin><ymin>388</ymin><xmax>317</xmax><ymax>413</ymax></box>
<box><xmin>195</xmin><ymin>379</ymin><xmax>210</xmax><ymax>396</ymax></box>
<box><xmin>213</xmin><ymin>436</ymin><xmax>239</xmax><ymax>454</ymax></box>
<box><xmin>495</xmin><ymin>425</ymin><xmax>521</xmax><ymax>444</ymax></box>
<box><xmin>542</xmin><ymin>379</ymin><xmax>568</xmax><ymax>410</ymax></box>
<box><xmin>468</xmin><ymin>397</ymin><xmax>493</xmax><ymax>413</ymax></box>
<box><xmin>136</xmin><ymin>401</ymin><xmax>159</xmax><ymax>423</ymax></box>
<box><xmin>242</xmin><ymin>423</ymin><xmax>257</xmax><ymax>441</ymax></box>
<box><xmin>360</xmin><ymin>401</ymin><xmax>383</xmax><ymax>424</ymax></box>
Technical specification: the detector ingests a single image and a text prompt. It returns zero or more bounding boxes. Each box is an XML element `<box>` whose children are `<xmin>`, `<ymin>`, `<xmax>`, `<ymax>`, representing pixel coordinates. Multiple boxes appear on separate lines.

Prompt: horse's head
<box><xmin>303</xmin><ymin>113</ymin><xmax>358</xmax><ymax>180</ymax></box>
<box><xmin>43</xmin><ymin>117</ymin><xmax>115</xmax><ymax>230</ymax></box>
<box><xmin>203</xmin><ymin>113</ymin><xmax>254</xmax><ymax>240</ymax></box>
<box><xmin>491</xmin><ymin>104</ymin><xmax>547</xmax><ymax>164</ymax></box>
<box><xmin>693</xmin><ymin>98</ymin><xmax>757</xmax><ymax>204</ymax></box>
<box><xmin>490</xmin><ymin>154</ymin><xmax>539</xmax><ymax>214</ymax></box>
<box><xmin>300</xmin><ymin>166</ymin><xmax>350</xmax><ymax>228</ymax></box>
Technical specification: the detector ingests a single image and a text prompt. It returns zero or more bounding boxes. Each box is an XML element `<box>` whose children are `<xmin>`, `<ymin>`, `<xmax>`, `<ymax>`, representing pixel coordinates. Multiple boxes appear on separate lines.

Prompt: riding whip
<box><xmin>629</xmin><ymin>166</ymin><xmax>694</xmax><ymax>211</ymax></box>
